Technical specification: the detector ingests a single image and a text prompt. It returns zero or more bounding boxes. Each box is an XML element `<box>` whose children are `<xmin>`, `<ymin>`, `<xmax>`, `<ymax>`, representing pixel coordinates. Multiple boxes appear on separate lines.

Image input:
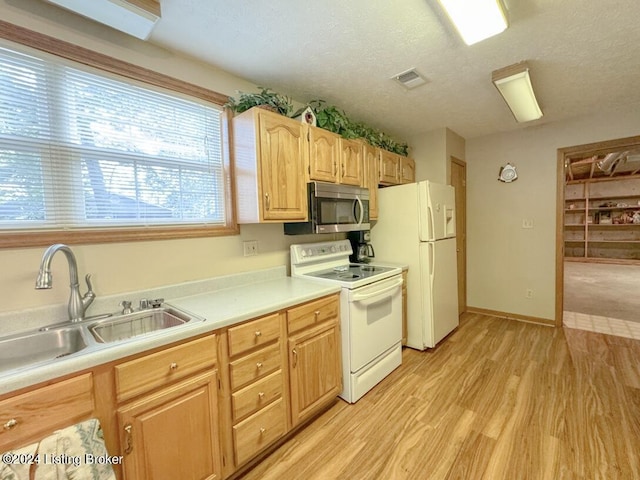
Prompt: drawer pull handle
<box><xmin>170</xmin><ymin>362</ymin><xmax>178</xmax><ymax>370</ymax></box>
<box><xmin>259</xmin><ymin>427</ymin><xmax>266</xmax><ymax>435</ymax></box>
<box><xmin>258</xmin><ymin>392</ymin><xmax>265</xmax><ymax>399</ymax></box>
<box><xmin>3</xmin><ymin>419</ymin><xmax>18</xmax><ymax>430</ymax></box>
<box><xmin>255</xmin><ymin>330</ymin><xmax>262</xmax><ymax>337</ymax></box>
<box><xmin>256</xmin><ymin>362</ymin><xmax>263</xmax><ymax>369</ymax></box>
<box><xmin>292</xmin><ymin>348</ymin><xmax>298</xmax><ymax>368</ymax></box>
<box><xmin>123</xmin><ymin>424</ymin><xmax>133</xmax><ymax>455</ymax></box>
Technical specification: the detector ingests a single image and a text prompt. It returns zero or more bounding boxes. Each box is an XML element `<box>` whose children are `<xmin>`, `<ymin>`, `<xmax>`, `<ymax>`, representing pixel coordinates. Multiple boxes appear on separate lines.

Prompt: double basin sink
<box><xmin>0</xmin><ymin>306</ymin><xmax>204</xmax><ymax>375</ymax></box>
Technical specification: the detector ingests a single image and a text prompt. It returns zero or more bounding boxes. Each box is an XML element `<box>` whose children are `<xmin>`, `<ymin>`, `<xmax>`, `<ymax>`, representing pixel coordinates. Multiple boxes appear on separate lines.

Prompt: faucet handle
<box><xmin>85</xmin><ymin>274</ymin><xmax>94</xmax><ymax>294</ymax></box>
<box><xmin>120</xmin><ymin>300</ymin><xmax>134</xmax><ymax>314</ymax></box>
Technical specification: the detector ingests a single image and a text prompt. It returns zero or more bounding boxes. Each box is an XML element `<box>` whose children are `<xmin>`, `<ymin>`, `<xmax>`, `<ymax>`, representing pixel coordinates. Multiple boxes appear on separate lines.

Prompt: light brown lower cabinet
<box><xmin>288</xmin><ymin>321</ymin><xmax>341</xmax><ymax>426</ymax></box>
<box><xmin>0</xmin><ymin>294</ymin><xmax>342</xmax><ymax>480</ymax></box>
<box><xmin>118</xmin><ymin>370</ymin><xmax>222</xmax><ymax>480</ymax></box>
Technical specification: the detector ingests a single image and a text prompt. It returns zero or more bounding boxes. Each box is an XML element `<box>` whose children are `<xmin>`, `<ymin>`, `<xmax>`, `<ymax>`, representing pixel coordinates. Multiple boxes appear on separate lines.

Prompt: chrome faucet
<box><xmin>35</xmin><ymin>244</ymin><xmax>96</xmax><ymax>322</ymax></box>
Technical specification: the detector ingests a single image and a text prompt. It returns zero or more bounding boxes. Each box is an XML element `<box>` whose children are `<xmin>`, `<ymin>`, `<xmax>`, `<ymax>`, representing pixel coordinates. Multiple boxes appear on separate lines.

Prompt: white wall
<box><xmin>466</xmin><ymin>107</ymin><xmax>640</xmax><ymax>320</ymax></box>
<box><xmin>0</xmin><ymin>0</ymin><xmax>326</xmax><ymax>315</ymax></box>
<box><xmin>409</xmin><ymin>127</ymin><xmax>465</xmax><ymax>183</ymax></box>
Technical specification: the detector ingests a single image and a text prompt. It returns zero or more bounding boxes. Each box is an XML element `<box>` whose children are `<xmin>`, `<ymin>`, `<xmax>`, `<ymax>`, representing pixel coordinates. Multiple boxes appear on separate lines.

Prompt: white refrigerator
<box><xmin>371</xmin><ymin>181</ymin><xmax>459</xmax><ymax>350</ymax></box>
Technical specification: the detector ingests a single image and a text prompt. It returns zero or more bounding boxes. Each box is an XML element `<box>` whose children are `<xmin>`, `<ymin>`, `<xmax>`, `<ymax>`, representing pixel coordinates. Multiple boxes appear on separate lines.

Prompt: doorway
<box><xmin>451</xmin><ymin>157</ymin><xmax>467</xmax><ymax>316</ymax></box>
<box><xmin>556</xmin><ymin>135</ymin><xmax>640</xmax><ymax>338</ymax></box>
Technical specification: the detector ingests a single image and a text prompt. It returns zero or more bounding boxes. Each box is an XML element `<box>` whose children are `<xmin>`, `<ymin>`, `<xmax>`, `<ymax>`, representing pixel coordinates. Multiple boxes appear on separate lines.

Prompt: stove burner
<box><xmin>337</xmin><ymin>273</ymin><xmax>360</xmax><ymax>279</ymax></box>
<box><xmin>359</xmin><ymin>265</ymin><xmax>378</xmax><ymax>272</ymax></box>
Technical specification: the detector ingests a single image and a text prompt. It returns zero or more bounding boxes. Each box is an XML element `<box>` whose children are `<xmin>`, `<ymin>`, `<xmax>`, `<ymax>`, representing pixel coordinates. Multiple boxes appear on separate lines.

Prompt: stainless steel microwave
<box><xmin>284</xmin><ymin>182</ymin><xmax>370</xmax><ymax>235</ymax></box>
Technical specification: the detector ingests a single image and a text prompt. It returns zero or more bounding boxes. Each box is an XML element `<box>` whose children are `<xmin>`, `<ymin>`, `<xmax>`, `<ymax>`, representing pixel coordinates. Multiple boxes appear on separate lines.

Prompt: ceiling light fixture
<box><xmin>43</xmin><ymin>0</ymin><xmax>160</xmax><ymax>40</ymax></box>
<box><xmin>437</xmin><ymin>0</ymin><xmax>508</xmax><ymax>45</ymax></box>
<box><xmin>492</xmin><ymin>62</ymin><xmax>543</xmax><ymax>123</ymax></box>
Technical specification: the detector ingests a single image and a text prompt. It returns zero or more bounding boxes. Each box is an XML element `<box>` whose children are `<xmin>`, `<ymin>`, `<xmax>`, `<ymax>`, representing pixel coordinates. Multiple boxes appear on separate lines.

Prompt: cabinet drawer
<box><xmin>232</xmin><ymin>370</ymin><xmax>282</xmax><ymax>423</ymax></box>
<box><xmin>233</xmin><ymin>398</ymin><xmax>285</xmax><ymax>466</ymax></box>
<box><xmin>228</xmin><ymin>313</ymin><xmax>280</xmax><ymax>357</ymax></box>
<box><xmin>229</xmin><ymin>343</ymin><xmax>280</xmax><ymax>391</ymax></box>
<box><xmin>116</xmin><ymin>335</ymin><xmax>216</xmax><ymax>402</ymax></box>
<box><xmin>287</xmin><ymin>295</ymin><xmax>339</xmax><ymax>334</ymax></box>
<box><xmin>0</xmin><ymin>373</ymin><xmax>94</xmax><ymax>451</ymax></box>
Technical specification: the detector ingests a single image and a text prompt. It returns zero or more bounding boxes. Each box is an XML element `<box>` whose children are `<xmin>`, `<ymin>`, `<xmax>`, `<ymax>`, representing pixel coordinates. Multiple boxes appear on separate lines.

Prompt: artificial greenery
<box><xmin>303</xmin><ymin>99</ymin><xmax>409</xmax><ymax>156</ymax></box>
<box><xmin>230</xmin><ymin>89</ymin><xmax>410</xmax><ymax>156</ymax></box>
<box><xmin>225</xmin><ymin>87</ymin><xmax>293</xmax><ymax>116</ymax></box>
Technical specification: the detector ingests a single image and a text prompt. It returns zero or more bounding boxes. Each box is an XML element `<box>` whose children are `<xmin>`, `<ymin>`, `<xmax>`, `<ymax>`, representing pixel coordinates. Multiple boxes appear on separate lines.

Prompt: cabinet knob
<box><xmin>256</xmin><ymin>362</ymin><xmax>263</xmax><ymax>369</ymax></box>
<box><xmin>259</xmin><ymin>427</ymin><xmax>266</xmax><ymax>435</ymax></box>
<box><xmin>3</xmin><ymin>418</ymin><xmax>18</xmax><ymax>430</ymax></box>
<box><xmin>170</xmin><ymin>362</ymin><xmax>178</xmax><ymax>370</ymax></box>
<box><xmin>258</xmin><ymin>391</ymin><xmax>265</xmax><ymax>399</ymax></box>
<box><xmin>255</xmin><ymin>330</ymin><xmax>262</xmax><ymax>337</ymax></box>
<box><xmin>314</xmin><ymin>310</ymin><xmax>320</xmax><ymax>319</ymax></box>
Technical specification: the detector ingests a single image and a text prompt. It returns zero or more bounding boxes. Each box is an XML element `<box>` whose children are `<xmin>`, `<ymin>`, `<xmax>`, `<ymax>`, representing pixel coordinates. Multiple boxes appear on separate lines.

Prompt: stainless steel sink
<box><xmin>89</xmin><ymin>307</ymin><xmax>200</xmax><ymax>344</ymax></box>
<box><xmin>0</xmin><ymin>327</ymin><xmax>88</xmax><ymax>372</ymax></box>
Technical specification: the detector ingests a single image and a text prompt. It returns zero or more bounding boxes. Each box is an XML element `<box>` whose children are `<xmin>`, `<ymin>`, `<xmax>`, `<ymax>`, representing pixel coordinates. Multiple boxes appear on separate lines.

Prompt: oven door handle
<box><xmin>351</xmin><ymin>277</ymin><xmax>403</xmax><ymax>302</ymax></box>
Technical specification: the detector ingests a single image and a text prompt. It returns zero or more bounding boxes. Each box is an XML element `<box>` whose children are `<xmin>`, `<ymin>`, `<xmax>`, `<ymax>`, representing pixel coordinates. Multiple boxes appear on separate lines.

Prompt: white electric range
<box><xmin>290</xmin><ymin>240</ymin><xmax>403</xmax><ymax>403</ymax></box>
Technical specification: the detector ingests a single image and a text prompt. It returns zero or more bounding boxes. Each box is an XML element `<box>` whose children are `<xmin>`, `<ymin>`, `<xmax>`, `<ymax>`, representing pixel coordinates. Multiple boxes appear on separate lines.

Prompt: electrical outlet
<box><xmin>525</xmin><ymin>289</ymin><xmax>533</xmax><ymax>299</ymax></box>
<box><xmin>243</xmin><ymin>240</ymin><xmax>258</xmax><ymax>256</ymax></box>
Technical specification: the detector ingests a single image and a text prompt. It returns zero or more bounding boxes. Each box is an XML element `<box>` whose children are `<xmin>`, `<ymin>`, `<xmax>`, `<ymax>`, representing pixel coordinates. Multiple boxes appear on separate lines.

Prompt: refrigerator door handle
<box><xmin>427</xmin><ymin>205</ymin><xmax>435</xmax><ymax>241</ymax></box>
<box><xmin>429</xmin><ymin>242</ymin><xmax>435</xmax><ymax>278</ymax></box>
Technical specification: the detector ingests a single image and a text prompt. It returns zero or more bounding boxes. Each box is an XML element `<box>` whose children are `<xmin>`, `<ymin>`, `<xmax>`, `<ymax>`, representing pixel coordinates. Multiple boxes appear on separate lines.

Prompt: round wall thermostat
<box><xmin>498</xmin><ymin>163</ymin><xmax>518</xmax><ymax>182</ymax></box>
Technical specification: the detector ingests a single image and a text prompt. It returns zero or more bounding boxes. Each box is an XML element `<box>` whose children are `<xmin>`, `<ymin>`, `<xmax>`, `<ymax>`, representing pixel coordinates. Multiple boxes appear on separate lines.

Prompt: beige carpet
<box><xmin>564</xmin><ymin>261</ymin><xmax>640</xmax><ymax>323</ymax></box>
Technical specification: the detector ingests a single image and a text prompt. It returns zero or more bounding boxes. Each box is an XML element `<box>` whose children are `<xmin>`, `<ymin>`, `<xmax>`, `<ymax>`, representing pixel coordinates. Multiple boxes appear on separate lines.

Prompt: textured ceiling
<box><xmin>149</xmin><ymin>0</ymin><xmax>640</xmax><ymax>142</ymax></box>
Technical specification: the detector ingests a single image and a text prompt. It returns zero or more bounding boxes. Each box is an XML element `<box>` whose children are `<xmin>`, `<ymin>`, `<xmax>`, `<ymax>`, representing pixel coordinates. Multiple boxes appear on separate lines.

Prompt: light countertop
<box><xmin>0</xmin><ymin>274</ymin><xmax>340</xmax><ymax>396</ymax></box>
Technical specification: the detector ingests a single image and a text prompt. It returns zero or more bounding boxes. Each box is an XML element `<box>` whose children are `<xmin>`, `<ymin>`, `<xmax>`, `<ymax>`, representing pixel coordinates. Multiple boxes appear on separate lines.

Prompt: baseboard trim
<box><xmin>466</xmin><ymin>307</ymin><xmax>555</xmax><ymax>327</ymax></box>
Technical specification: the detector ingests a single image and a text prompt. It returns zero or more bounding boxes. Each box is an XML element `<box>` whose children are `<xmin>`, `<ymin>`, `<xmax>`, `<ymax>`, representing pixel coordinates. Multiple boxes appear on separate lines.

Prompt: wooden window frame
<box><xmin>0</xmin><ymin>20</ymin><xmax>238</xmax><ymax>248</ymax></box>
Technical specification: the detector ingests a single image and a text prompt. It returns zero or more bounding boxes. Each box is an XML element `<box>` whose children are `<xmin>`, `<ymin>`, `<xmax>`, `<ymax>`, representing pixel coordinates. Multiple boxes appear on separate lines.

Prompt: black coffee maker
<box><xmin>347</xmin><ymin>230</ymin><xmax>375</xmax><ymax>263</ymax></box>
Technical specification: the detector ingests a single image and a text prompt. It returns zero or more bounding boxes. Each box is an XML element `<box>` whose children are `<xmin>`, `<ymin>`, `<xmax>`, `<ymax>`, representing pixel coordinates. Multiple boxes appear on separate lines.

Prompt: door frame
<box><xmin>450</xmin><ymin>156</ymin><xmax>467</xmax><ymax>315</ymax></box>
<box><xmin>555</xmin><ymin>134</ymin><xmax>640</xmax><ymax>327</ymax></box>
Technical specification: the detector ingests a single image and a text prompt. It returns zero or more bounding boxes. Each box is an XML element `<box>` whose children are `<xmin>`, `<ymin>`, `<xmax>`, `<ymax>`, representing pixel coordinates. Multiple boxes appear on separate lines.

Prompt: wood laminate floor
<box><xmin>240</xmin><ymin>312</ymin><xmax>640</xmax><ymax>480</ymax></box>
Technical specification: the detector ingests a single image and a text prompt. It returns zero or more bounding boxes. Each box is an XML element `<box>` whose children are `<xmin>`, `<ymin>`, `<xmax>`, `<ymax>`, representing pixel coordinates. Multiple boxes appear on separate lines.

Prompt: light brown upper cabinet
<box><xmin>362</xmin><ymin>142</ymin><xmax>379</xmax><ymax>219</ymax></box>
<box><xmin>379</xmin><ymin>150</ymin><xmax>415</xmax><ymax>186</ymax></box>
<box><xmin>308</xmin><ymin>126</ymin><xmax>341</xmax><ymax>183</ymax></box>
<box><xmin>307</xmin><ymin>126</ymin><xmax>363</xmax><ymax>186</ymax></box>
<box><xmin>234</xmin><ymin>108</ymin><xmax>309</xmax><ymax>223</ymax></box>
<box><xmin>401</xmin><ymin>156</ymin><xmax>416</xmax><ymax>184</ymax></box>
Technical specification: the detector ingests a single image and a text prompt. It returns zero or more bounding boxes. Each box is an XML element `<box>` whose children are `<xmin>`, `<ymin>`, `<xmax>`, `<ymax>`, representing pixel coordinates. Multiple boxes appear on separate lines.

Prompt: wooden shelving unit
<box><xmin>564</xmin><ymin>177</ymin><xmax>640</xmax><ymax>263</ymax></box>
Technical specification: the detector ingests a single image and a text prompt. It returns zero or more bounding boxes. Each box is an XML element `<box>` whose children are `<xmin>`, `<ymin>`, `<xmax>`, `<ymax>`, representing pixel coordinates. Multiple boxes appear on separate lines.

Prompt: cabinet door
<box><xmin>288</xmin><ymin>322</ymin><xmax>341</xmax><ymax>427</ymax></box>
<box><xmin>339</xmin><ymin>138</ymin><xmax>363</xmax><ymax>186</ymax></box>
<box><xmin>362</xmin><ymin>143</ymin><xmax>379</xmax><ymax>219</ymax></box>
<box><xmin>118</xmin><ymin>370</ymin><xmax>222</xmax><ymax>480</ymax></box>
<box><xmin>308</xmin><ymin>126</ymin><xmax>340</xmax><ymax>183</ymax></box>
<box><xmin>258</xmin><ymin>112</ymin><xmax>308</xmax><ymax>221</ymax></box>
<box><xmin>379</xmin><ymin>149</ymin><xmax>400</xmax><ymax>185</ymax></box>
<box><xmin>401</xmin><ymin>156</ymin><xmax>416</xmax><ymax>184</ymax></box>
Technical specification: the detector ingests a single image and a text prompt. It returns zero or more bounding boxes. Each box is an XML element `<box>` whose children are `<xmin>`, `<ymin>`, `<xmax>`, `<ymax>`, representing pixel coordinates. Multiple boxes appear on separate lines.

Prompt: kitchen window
<box><xmin>0</xmin><ymin>22</ymin><xmax>236</xmax><ymax>248</ymax></box>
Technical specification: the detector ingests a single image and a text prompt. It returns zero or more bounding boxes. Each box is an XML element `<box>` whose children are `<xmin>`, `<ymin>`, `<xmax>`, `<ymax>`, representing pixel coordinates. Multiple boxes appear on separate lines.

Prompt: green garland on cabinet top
<box><xmin>225</xmin><ymin>89</ymin><xmax>409</xmax><ymax>156</ymax></box>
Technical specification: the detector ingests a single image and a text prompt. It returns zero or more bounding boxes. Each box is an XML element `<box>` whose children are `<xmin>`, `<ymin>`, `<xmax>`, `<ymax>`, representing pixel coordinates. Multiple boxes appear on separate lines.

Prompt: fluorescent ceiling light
<box><xmin>44</xmin><ymin>0</ymin><xmax>160</xmax><ymax>40</ymax></box>
<box><xmin>492</xmin><ymin>62</ymin><xmax>543</xmax><ymax>123</ymax></box>
<box><xmin>438</xmin><ymin>0</ymin><xmax>508</xmax><ymax>45</ymax></box>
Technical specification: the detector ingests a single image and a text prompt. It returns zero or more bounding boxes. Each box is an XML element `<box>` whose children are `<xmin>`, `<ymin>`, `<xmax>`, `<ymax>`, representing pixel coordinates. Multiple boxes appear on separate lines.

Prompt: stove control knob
<box><xmin>300</xmin><ymin>250</ymin><xmax>307</xmax><ymax>257</ymax></box>
<box><xmin>331</xmin><ymin>246</ymin><xmax>336</xmax><ymax>253</ymax></box>
<box><xmin>306</xmin><ymin>249</ymin><xmax>313</xmax><ymax>257</ymax></box>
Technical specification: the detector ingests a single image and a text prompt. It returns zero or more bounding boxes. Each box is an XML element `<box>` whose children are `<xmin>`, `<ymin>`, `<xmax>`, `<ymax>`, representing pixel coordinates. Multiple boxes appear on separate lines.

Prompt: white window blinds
<box><xmin>0</xmin><ymin>44</ymin><xmax>226</xmax><ymax>230</ymax></box>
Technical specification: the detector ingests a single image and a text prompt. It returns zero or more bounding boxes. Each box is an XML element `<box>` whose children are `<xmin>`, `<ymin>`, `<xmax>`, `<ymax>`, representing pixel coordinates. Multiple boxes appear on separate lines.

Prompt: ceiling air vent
<box><xmin>392</xmin><ymin>68</ymin><xmax>428</xmax><ymax>90</ymax></box>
